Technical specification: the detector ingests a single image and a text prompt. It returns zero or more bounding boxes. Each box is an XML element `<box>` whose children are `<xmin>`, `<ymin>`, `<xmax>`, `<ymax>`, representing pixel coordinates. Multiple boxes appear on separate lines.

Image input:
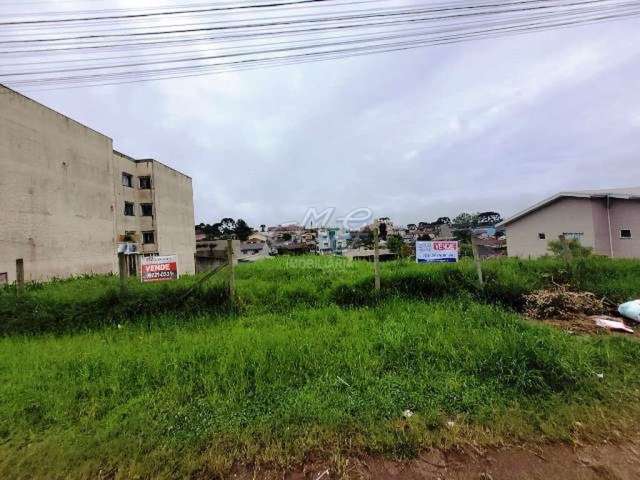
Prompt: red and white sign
<box><xmin>416</xmin><ymin>241</ymin><xmax>459</xmax><ymax>263</ymax></box>
<box><xmin>141</xmin><ymin>255</ymin><xmax>178</xmax><ymax>282</ymax></box>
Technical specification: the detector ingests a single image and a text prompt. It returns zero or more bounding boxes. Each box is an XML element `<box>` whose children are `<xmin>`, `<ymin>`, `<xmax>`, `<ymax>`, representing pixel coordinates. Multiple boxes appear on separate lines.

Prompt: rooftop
<box><xmin>498</xmin><ymin>187</ymin><xmax>640</xmax><ymax>227</ymax></box>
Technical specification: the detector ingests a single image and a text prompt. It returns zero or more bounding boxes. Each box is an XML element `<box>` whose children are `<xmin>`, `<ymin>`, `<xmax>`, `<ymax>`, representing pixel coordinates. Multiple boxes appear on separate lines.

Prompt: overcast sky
<box><xmin>5</xmin><ymin>1</ymin><xmax>640</xmax><ymax>227</ymax></box>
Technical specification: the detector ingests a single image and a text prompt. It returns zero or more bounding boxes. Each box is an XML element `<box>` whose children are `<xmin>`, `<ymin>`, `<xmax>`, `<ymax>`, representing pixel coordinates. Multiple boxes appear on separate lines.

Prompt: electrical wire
<box><xmin>0</xmin><ymin>0</ymin><xmax>637</xmax><ymax>90</ymax></box>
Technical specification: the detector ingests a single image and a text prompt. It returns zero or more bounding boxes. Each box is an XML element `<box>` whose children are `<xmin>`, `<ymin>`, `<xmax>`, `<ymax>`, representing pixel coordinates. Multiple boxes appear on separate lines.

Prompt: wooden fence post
<box><xmin>118</xmin><ymin>252</ymin><xmax>127</xmax><ymax>294</ymax></box>
<box><xmin>227</xmin><ymin>239</ymin><xmax>235</xmax><ymax>300</ymax></box>
<box><xmin>15</xmin><ymin>258</ymin><xmax>24</xmax><ymax>295</ymax></box>
<box><xmin>470</xmin><ymin>236</ymin><xmax>484</xmax><ymax>288</ymax></box>
<box><xmin>373</xmin><ymin>219</ymin><xmax>381</xmax><ymax>292</ymax></box>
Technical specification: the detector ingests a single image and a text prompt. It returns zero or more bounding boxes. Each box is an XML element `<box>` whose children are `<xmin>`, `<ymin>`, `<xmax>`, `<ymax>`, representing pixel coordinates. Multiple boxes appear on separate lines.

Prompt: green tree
<box><xmin>198</xmin><ymin>223</ymin><xmax>222</xmax><ymax>239</ymax></box>
<box><xmin>220</xmin><ymin>218</ymin><xmax>236</xmax><ymax>237</ymax></box>
<box><xmin>386</xmin><ymin>234</ymin><xmax>405</xmax><ymax>257</ymax></box>
<box><xmin>452</xmin><ymin>212</ymin><xmax>478</xmax><ymax>229</ymax></box>
<box><xmin>235</xmin><ymin>219</ymin><xmax>253</xmax><ymax>241</ymax></box>
<box><xmin>477</xmin><ymin>211</ymin><xmax>503</xmax><ymax>226</ymax></box>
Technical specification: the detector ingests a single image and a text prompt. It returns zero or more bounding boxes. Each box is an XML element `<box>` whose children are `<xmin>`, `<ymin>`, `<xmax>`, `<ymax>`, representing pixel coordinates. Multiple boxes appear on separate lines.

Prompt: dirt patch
<box><xmin>531</xmin><ymin>315</ymin><xmax>638</xmax><ymax>338</ymax></box>
<box><xmin>540</xmin><ymin>315</ymin><xmax>637</xmax><ymax>336</ymax></box>
<box><xmin>233</xmin><ymin>438</ymin><xmax>640</xmax><ymax>479</ymax></box>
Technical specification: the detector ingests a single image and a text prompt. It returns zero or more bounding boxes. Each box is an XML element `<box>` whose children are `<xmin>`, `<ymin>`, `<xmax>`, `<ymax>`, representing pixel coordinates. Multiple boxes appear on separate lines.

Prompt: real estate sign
<box><xmin>416</xmin><ymin>241</ymin><xmax>459</xmax><ymax>263</ymax></box>
<box><xmin>141</xmin><ymin>255</ymin><xmax>178</xmax><ymax>282</ymax></box>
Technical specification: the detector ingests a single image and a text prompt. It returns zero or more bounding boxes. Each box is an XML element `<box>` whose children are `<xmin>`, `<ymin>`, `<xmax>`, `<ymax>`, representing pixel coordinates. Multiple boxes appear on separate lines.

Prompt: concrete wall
<box><xmin>590</xmin><ymin>198</ymin><xmax>613</xmax><ymax>256</ymax></box>
<box><xmin>609</xmin><ymin>198</ymin><xmax>640</xmax><ymax>258</ymax></box>
<box><xmin>0</xmin><ymin>85</ymin><xmax>117</xmax><ymax>282</ymax></box>
<box><xmin>504</xmin><ymin>197</ymin><xmax>598</xmax><ymax>258</ymax></box>
<box><xmin>153</xmin><ymin>161</ymin><xmax>196</xmax><ymax>275</ymax></box>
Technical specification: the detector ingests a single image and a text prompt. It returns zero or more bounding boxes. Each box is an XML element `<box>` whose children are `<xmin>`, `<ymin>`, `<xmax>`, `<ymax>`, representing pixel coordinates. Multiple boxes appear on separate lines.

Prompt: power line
<box><xmin>1</xmin><ymin>0</ymin><xmax>624</xmax><ymax>55</ymax></box>
<box><xmin>0</xmin><ymin>0</ymin><xmax>610</xmax><ymax>44</ymax></box>
<box><xmin>3</xmin><ymin>1</ymin><xmax>635</xmax><ymax>74</ymax></box>
<box><xmin>0</xmin><ymin>0</ymin><xmax>336</xmax><ymax>25</ymax></box>
<box><xmin>0</xmin><ymin>0</ymin><xmax>637</xmax><ymax>89</ymax></box>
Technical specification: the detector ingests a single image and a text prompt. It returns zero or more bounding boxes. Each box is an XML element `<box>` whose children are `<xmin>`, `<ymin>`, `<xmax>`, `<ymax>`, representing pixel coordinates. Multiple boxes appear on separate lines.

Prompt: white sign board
<box><xmin>416</xmin><ymin>241</ymin><xmax>459</xmax><ymax>263</ymax></box>
<box><xmin>140</xmin><ymin>255</ymin><xmax>178</xmax><ymax>282</ymax></box>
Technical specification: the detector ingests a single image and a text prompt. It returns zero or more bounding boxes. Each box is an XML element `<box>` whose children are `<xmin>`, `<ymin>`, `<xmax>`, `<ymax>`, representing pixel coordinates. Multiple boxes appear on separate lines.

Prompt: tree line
<box><xmin>196</xmin><ymin>218</ymin><xmax>254</xmax><ymax>241</ymax></box>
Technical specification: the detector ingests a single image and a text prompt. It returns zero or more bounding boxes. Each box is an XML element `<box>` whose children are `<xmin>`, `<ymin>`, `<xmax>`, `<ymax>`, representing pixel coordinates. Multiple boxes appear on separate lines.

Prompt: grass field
<box><xmin>1</xmin><ymin>256</ymin><xmax>640</xmax><ymax>479</ymax></box>
<box><xmin>3</xmin><ymin>255</ymin><xmax>640</xmax><ymax>334</ymax></box>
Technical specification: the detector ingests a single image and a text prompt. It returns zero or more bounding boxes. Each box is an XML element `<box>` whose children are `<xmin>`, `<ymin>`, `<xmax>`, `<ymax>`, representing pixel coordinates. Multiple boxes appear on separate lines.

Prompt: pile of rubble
<box><xmin>524</xmin><ymin>288</ymin><xmax>640</xmax><ymax>334</ymax></box>
<box><xmin>524</xmin><ymin>286</ymin><xmax>605</xmax><ymax>320</ymax></box>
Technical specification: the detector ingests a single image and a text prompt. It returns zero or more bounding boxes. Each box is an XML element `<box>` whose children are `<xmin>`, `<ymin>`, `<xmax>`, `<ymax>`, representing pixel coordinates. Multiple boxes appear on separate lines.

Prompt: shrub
<box><xmin>548</xmin><ymin>238</ymin><xmax>592</xmax><ymax>258</ymax></box>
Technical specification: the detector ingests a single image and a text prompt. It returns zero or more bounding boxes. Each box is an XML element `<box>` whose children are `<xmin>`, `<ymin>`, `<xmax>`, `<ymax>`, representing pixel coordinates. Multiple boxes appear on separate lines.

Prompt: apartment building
<box><xmin>0</xmin><ymin>84</ymin><xmax>195</xmax><ymax>283</ymax></box>
<box><xmin>498</xmin><ymin>187</ymin><xmax>640</xmax><ymax>258</ymax></box>
<box><xmin>316</xmin><ymin>227</ymin><xmax>350</xmax><ymax>253</ymax></box>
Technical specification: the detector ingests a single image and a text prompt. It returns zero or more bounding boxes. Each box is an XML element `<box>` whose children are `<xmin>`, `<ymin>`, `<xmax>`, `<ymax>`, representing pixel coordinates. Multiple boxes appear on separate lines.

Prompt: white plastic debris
<box><xmin>596</xmin><ymin>373</ymin><xmax>604</xmax><ymax>379</ymax></box>
<box><xmin>402</xmin><ymin>409</ymin><xmax>414</xmax><ymax>419</ymax></box>
<box><xmin>446</xmin><ymin>420</ymin><xmax>456</xmax><ymax>429</ymax></box>
<box><xmin>593</xmin><ymin>316</ymin><xmax>634</xmax><ymax>334</ymax></box>
<box><xmin>618</xmin><ymin>300</ymin><xmax>640</xmax><ymax>323</ymax></box>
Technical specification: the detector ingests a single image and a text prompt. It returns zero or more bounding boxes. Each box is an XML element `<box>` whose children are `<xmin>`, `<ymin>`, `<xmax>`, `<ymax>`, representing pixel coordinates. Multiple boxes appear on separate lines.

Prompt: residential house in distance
<box><xmin>247</xmin><ymin>232</ymin><xmax>268</xmax><ymax>244</ymax></box>
<box><xmin>267</xmin><ymin>224</ymin><xmax>316</xmax><ymax>254</ymax></box>
<box><xmin>195</xmin><ymin>239</ymin><xmax>269</xmax><ymax>272</ymax></box>
<box><xmin>238</xmin><ymin>242</ymin><xmax>270</xmax><ymax>260</ymax></box>
<box><xmin>0</xmin><ymin>84</ymin><xmax>196</xmax><ymax>283</ymax></box>
<box><xmin>194</xmin><ymin>227</ymin><xmax>207</xmax><ymax>242</ymax></box>
<box><xmin>343</xmin><ymin>247</ymin><xmax>396</xmax><ymax>261</ymax></box>
<box><xmin>316</xmin><ymin>227</ymin><xmax>350</xmax><ymax>254</ymax></box>
<box><xmin>498</xmin><ymin>187</ymin><xmax>640</xmax><ymax>258</ymax></box>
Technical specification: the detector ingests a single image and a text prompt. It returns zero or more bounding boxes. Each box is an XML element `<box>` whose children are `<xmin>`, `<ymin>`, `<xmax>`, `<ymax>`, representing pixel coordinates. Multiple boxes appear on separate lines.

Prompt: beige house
<box><xmin>498</xmin><ymin>187</ymin><xmax>640</xmax><ymax>258</ymax></box>
<box><xmin>0</xmin><ymin>84</ymin><xmax>196</xmax><ymax>283</ymax></box>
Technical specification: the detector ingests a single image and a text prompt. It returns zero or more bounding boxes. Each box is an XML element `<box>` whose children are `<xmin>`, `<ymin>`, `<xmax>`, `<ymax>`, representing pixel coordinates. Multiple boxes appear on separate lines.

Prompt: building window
<box><xmin>143</xmin><ymin>231</ymin><xmax>155</xmax><ymax>244</ymax></box>
<box><xmin>139</xmin><ymin>176</ymin><xmax>152</xmax><ymax>189</ymax></box>
<box><xmin>123</xmin><ymin>230</ymin><xmax>137</xmax><ymax>242</ymax></box>
<box><xmin>124</xmin><ymin>202</ymin><xmax>134</xmax><ymax>216</ymax></box>
<box><xmin>122</xmin><ymin>172</ymin><xmax>133</xmax><ymax>188</ymax></box>
<box><xmin>538</xmin><ymin>233</ymin><xmax>546</xmax><ymax>240</ymax></box>
<box><xmin>140</xmin><ymin>203</ymin><xmax>153</xmax><ymax>217</ymax></box>
<box><xmin>563</xmin><ymin>232</ymin><xmax>584</xmax><ymax>241</ymax></box>
<box><xmin>621</xmin><ymin>229</ymin><xmax>632</xmax><ymax>239</ymax></box>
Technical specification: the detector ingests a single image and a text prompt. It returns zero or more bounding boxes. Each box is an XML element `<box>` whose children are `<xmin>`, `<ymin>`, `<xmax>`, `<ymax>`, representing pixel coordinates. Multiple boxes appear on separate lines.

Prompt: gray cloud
<box><xmin>13</xmin><ymin>3</ymin><xmax>640</xmax><ymax>227</ymax></box>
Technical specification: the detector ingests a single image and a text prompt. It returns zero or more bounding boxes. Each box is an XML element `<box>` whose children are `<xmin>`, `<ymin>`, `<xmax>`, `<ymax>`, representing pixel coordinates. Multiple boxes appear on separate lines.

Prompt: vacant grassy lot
<box><xmin>2</xmin><ymin>255</ymin><xmax>640</xmax><ymax>334</ymax></box>
<box><xmin>1</xmin><ymin>257</ymin><xmax>640</xmax><ymax>479</ymax></box>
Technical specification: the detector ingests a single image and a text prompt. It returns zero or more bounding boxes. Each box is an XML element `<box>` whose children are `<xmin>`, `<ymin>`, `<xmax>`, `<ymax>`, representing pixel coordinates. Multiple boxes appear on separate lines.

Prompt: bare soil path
<box><xmin>232</xmin><ymin>438</ymin><xmax>640</xmax><ymax>479</ymax></box>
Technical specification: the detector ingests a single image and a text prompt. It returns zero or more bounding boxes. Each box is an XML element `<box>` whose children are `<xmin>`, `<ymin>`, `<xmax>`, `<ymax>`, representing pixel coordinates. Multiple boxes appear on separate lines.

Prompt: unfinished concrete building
<box><xmin>0</xmin><ymin>84</ymin><xmax>196</xmax><ymax>283</ymax></box>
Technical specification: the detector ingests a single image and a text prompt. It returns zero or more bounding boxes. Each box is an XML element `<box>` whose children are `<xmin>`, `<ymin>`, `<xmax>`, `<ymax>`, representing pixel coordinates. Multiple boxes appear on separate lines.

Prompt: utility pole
<box><xmin>15</xmin><ymin>258</ymin><xmax>24</xmax><ymax>296</ymax></box>
<box><xmin>118</xmin><ymin>252</ymin><xmax>128</xmax><ymax>294</ymax></box>
<box><xmin>373</xmin><ymin>219</ymin><xmax>380</xmax><ymax>292</ymax></box>
<box><xmin>227</xmin><ymin>238</ymin><xmax>235</xmax><ymax>301</ymax></box>
<box><xmin>470</xmin><ymin>236</ymin><xmax>484</xmax><ymax>288</ymax></box>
